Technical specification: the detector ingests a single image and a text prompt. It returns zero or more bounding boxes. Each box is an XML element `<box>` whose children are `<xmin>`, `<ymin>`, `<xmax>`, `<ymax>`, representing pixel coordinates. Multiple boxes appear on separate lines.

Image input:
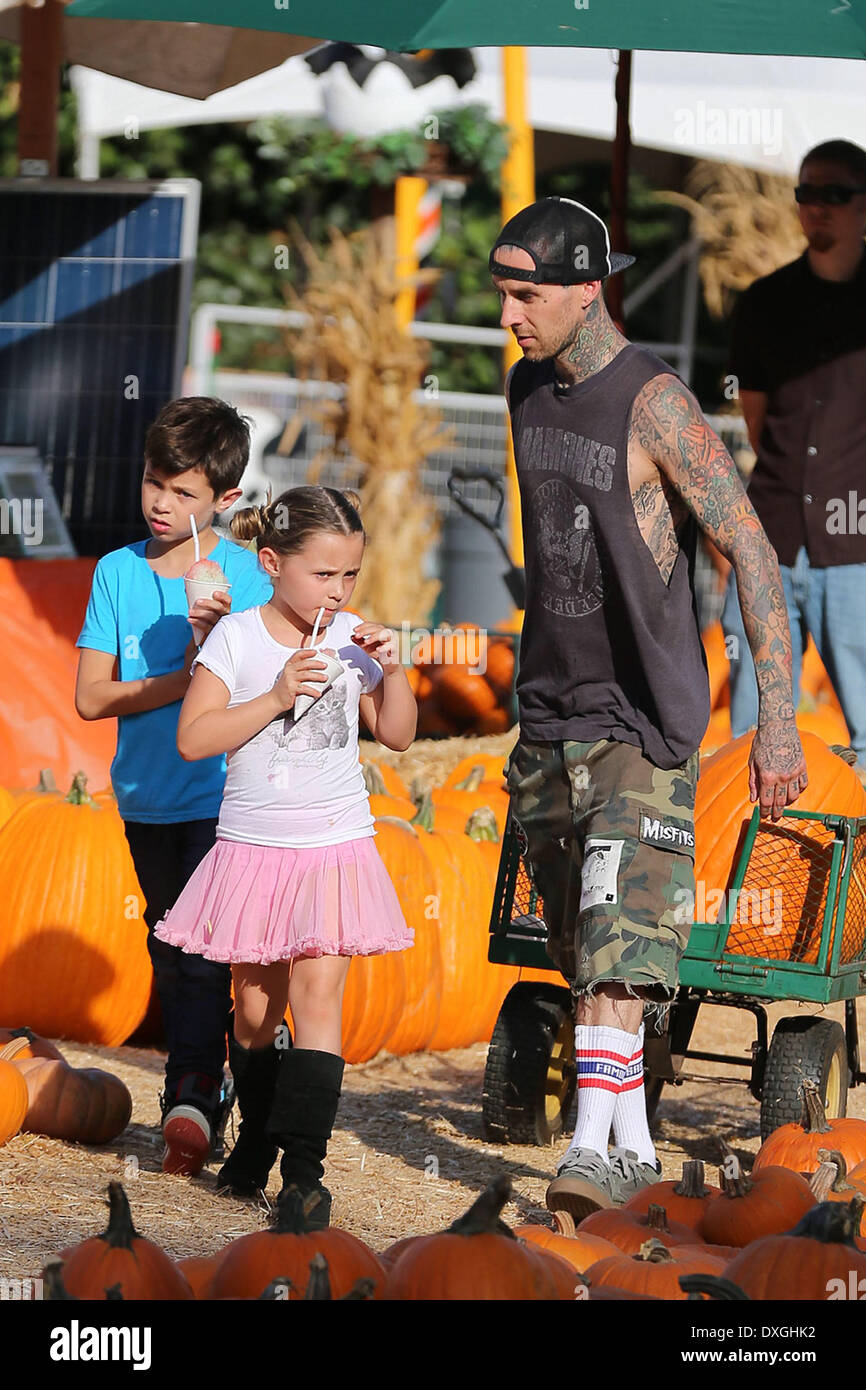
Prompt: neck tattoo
<box><xmin>558</xmin><ymin>298</ymin><xmax>628</xmax><ymax>385</ymax></box>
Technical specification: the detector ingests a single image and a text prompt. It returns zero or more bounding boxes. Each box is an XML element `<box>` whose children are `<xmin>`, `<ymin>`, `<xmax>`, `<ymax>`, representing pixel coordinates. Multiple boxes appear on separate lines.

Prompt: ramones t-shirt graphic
<box><xmin>508</xmin><ymin>345</ymin><xmax>710</xmax><ymax>771</ymax></box>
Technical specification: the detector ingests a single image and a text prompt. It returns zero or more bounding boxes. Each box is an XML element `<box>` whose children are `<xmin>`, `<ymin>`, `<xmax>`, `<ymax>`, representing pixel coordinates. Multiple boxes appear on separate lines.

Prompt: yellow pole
<box><xmin>394</xmin><ymin>175</ymin><xmax>427</xmax><ymax>331</ymax></box>
<box><xmin>500</xmin><ymin>47</ymin><xmax>534</xmax><ymax>589</ymax></box>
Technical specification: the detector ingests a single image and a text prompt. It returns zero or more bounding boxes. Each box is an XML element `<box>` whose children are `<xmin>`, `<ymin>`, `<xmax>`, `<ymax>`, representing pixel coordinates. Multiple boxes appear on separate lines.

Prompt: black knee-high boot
<box><xmin>216</xmin><ymin>1036</ymin><xmax>282</xmax><ymax>1197</ymax></box>
<box><xmin>265</xmin><ymin>1048</ymin><xmax>344</xmax><ymax>1229</ymax></box>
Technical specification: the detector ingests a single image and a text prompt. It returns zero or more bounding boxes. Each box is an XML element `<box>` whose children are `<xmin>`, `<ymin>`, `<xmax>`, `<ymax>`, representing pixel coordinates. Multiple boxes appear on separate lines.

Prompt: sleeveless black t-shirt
<box><xmin>509</xmin><ymin>343</ymin><xmax>710</xmax><ymax>770</ymax></box>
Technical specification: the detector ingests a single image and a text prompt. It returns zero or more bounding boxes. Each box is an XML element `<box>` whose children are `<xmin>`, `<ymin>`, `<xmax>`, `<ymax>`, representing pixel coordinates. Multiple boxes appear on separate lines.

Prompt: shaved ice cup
<box><xmin>185</xmin><ymin>577</ymin><xmax>231</xmax><ymax>645</ymax></box>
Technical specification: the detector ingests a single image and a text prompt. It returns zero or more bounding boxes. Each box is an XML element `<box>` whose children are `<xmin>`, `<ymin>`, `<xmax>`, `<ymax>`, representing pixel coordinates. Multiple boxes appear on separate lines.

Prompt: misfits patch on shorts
<box><xmin>637</xmin><ymin>812</ymin><xmax>695</xmax><ymax>856</ymax></box>
<box><xmin>579</xmin><ymin>837</ymin><xmax>624</xmax><ymax>912</ymax></box>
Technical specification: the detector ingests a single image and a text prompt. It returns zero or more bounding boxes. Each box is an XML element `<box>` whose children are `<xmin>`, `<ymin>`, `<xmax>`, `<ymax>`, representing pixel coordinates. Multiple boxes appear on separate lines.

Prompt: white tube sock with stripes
<box><xmin>565</xmin><ymin>1025</ymin><xmax>634</xmax><ymax>1163</ymax></box>
<box><xmin>611</xmin><ymin>1023</ymin><xmax>656</xmax><ymax>1166</ymax></box>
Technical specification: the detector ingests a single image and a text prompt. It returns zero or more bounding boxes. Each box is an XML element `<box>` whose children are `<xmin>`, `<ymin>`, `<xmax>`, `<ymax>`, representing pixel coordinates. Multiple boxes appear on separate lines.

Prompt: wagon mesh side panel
<box><xmin>724</xmin><ymin>819</ymin><xmax>866</xmax><ymax>966</ymax></box>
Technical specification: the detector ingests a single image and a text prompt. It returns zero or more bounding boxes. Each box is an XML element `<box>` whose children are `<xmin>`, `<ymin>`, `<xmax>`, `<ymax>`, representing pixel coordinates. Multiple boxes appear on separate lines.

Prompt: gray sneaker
<box><xmin>608</xmin><ymin>1146</ymin><xmax>662</xmax><ymax>1205</ymax></box>
<box><xmin>545</xmin><ymin>1146</ymin><xmax>614</xmax><ymax>1222</ymax></box>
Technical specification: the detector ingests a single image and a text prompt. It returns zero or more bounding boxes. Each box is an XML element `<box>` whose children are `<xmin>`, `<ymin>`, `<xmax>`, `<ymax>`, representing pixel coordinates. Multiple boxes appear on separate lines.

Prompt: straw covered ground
<box><xmin>2</xmin><ymin>996</ymin><xmax>865</xmax><ymax>1280</ymax></box>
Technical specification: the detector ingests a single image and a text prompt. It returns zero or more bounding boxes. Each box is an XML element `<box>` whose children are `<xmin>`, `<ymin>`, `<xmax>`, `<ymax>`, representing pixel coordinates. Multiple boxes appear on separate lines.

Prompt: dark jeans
<box><xmin>123</xmin><ymin>818</ymin><xmax>231</xmax><ymax>1111</ymax></box>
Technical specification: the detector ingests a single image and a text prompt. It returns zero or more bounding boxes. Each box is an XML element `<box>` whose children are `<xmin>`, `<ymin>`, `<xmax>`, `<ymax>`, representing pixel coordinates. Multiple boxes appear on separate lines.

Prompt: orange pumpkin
<box><xmin>361</xmin><ymin>763</ymin><xmax>416</xmax><ymax>821</ymax></box>
<box><xmin>371</xmin><ymin>817</ymin><xmax>442</xmax><ymax>1057</ymax></box>
<box><xmin>808</xmin><ymin>1151</ymin><xmax>866</xmax><ymax>1225</ymax></box>
<box><xmin>0</xmin><ymin>773</ymin><xmax>151</xmax><ymax>1046</ymax></box>
<box><xmin>693</xmin><ymin>732</ymin><xmax>866</xmax><ymax>962</ymax></box>
<box><xmin>384</xmin><ymin>1177</ymin><xmax>579</xmax><ymax>1301</ymax></box>
<box><xmin>0</xmin><ymin>1058</ymin><xmax>28</xmax><ymax>1146</ymax></box>
<box><xmin>622</xmin><ymin>1159</ymin><xmax>720</xmax><ymax>1231</ymax></box>
<box><xmin>483</xmin><ymin>640</ymin><xmax>516</xmax><ymax>701</ymax></box>
<box><xmin>513</xmin><ymin>1211</ymin><xmax>620</xmax><ymax>1272</ymax></box>
<box><xmin>584</xmin><ymin>1236</ymin><xmax>728</xmax><ymax>1300</ymax></box>
<box><xmin>360</xmin><ymin>759</ymin><xmax>410</xmax><ymax>801</ymax></box>
<box><xmin>58</xmin><ymin>1183</ymin><xmax>195</xmax><ymax>1300</ymax></box>
<box><xmin>724</xmin><ymin>1199</ymin><xmax>866</xmax><ymax>1300</ymax></box>
<box><xmin>175</xmin><ymin>1252</ymin><xmax>226</xmax><ymax>1300</ymax></box>
<box><xmin>0</xmin><ymin>1027</ymin><xmax>65</xmax><ymax>1061</ymax></box>
<box><xmin>578</xmin><ymin>1203</ymin><xmax>695</xmax><ymax>1255</ymax></box>
<box><xmin>699</xmin><ymin>1159</ymin><xmax>815</xmax><ymax>1247</ymax></box>
<box><xmin>432</xmin><ymin>664</ymin><xmax>499</xmax><ymax>722</ymax></box>
<box><xmin>443</xmin><ymin>754</ymin><xmax>510</xmax><ymax>789</ymax></box>
<box><xmin>209</xmin><ymin>1187</ymin><xmax>386</xmax><ymax>1300</ymax></box>
<box><xmin>701</xmin><ymin>621</ymin><xmax>730</xmax><ymax>713</ymax></box>
<box><xmin>754</xmin><ymin>1079</ymin><xmax>866</xmax><ymax>1176</ymax></box>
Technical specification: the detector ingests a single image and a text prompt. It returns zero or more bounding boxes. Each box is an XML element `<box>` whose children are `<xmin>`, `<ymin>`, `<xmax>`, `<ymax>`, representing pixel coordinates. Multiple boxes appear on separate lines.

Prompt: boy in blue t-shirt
<box><xmin>76</xmin><ymin>396</ymin><xmax>273</xmax><ymax>1182</ymax></box>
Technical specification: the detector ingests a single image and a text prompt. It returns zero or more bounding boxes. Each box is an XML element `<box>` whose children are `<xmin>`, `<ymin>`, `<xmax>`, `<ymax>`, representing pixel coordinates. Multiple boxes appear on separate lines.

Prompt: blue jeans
<box><xmin>720</xmin><ymin>546</ymin><xmax>866</xmax><ymax>770</ymax></box>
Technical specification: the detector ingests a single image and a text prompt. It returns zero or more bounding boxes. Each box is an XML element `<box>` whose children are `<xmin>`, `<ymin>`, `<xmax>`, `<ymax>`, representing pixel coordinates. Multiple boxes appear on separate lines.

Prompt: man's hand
<box><xmin>748</xmin><ymin>719</ymin><xmax>808</xmax><ymax>821</ymax></box>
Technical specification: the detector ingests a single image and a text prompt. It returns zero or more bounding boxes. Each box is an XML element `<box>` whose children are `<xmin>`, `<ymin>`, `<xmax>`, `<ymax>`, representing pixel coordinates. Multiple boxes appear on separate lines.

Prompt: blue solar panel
<box><xmin>0</xmin><ymin>180</ymin><xmax>199</xmax><ymax>554</ymax></box>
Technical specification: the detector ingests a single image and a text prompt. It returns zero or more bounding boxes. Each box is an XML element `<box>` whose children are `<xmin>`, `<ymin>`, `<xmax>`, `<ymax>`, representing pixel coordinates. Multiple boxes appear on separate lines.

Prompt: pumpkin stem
<box><xmin>454</xmin><ymin>765</ymin><xmax>486</xmax><ymax>792</ymax></box>
<box><xmin>552</xmin><ymin>1210</ymin><xmax>577</xmax><ymax>1239</ymax></box>
<box><xmin>270</xmin><ymin>1184</ymin><xmax>325</xmax><ymax>1235</ymax></box>
<box><xmin>410</xmin><ymin>789</ymin><xmax>436</xmax><ymax>834</ymax></box>
<box><xmin>809</xmin><ymin>1159</ymin><xmax>841</xmax><ymax>1203</ymax></box>
<box><xmin>673</xmin><ymin>1159</ymin><xmax>710</xmax><ymax>1200</ymax></box>
<box><xmin>361</xmin><ymin>762</ymin><xmax>388</xmax><ymax>796</ymax></box>
<box><xmin>800</xmin><ymin>1078</ymin><xmax>832</xmax><ymax>1134</ymax></box>
<box><xmin>259</xmin><ymin>1276</ymin><xmax>297</xmax><ymax>1300</ymax></box>
<box><xmin>445</xmin><ymin>1175</ymin><xmax>516</xmax><ymax>1239</ymax></box>
<box><xmin>466</xmin><ymin>807</ymin><xmax>499</xmax><ymax>843</ymax></box>
<box><xmin>679</xmin><ymin>1273</ymin><xmax>751</xmax><ymax>1301</ymax></box>
<box><xmin>65</xmin><ymin>771</ymin><xmax>96</xmax><ymax>807</ymax></box>
<box><xmin>637</xmin><ymin>1238</ymin><xmax>674</xmax><ymax>1263</ymax></box>
<box><xmin>0</xmin><ymin>1036</ymin><xmax>32</xmax><ymax>1063</ymax></box>
<box><xmin>646</xmin><ymin>1203</ymin><xmax>670</xmax><ymax>1231</ymax></box>
<box><xmin>829</xmin><ymin>744</ymin><xmax>858</xmax><ymax>766</ymax></box>
<box><xmin>786</xmin><ymin>1197</ymin><xmax>864</xmax><ymax>1245</ymax></box>
<box><xmin>342</xmin><ymin>1277</ymin><xmax>377</xmax><ymax>1301</ymax></box>
<box><xmin>100</xmin><ymin>1183</ymin><xmax>140</xmax><ymax>1249</ymax></box>
<box><xmin>817</xmin><ymin>1148</ymin><xmax>852</xmax><ymax>1193</ymax></box>
<box><xmin>36</xmin><ymin>769</ymin><xmax>58</xmax><ymax>793</ymax></box>
<box><xmin>717</xmin><ymin>1138</ymin><xmax>751</xmax><ymax>1196</ymax></box>
<box><xmin>304</xmin><ymin>1253</ymin><xmax>332</xmax><ymax>1300</ymax></box>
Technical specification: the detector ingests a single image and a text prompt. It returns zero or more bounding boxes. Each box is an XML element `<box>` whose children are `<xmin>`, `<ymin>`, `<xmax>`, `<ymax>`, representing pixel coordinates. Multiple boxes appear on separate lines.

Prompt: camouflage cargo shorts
<box><xmin>503</xmin><ymin>737</ymin><xmax>700</xmax><ymax>1001</ymax></box>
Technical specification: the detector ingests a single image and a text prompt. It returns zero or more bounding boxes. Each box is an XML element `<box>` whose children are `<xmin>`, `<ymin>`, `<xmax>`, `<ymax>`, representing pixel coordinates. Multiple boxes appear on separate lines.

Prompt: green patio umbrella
<box><xmin>66</xmin><ymin>0</ymin><xmax>866</xmax><ymax>60</ymax></box>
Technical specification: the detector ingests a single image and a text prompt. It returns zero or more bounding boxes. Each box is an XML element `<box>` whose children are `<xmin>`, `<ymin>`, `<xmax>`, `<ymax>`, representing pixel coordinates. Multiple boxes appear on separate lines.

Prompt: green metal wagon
<box><xmin>482</xmin><ymin>802</ymin><xmax>866</xmax><ymax>1145</ymax></box>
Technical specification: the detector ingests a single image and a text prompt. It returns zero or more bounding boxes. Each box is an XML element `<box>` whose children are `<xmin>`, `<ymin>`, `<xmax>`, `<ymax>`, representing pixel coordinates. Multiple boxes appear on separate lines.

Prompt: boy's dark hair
<box><xmin>144</xmin><ymin>397</ymin><xmax>251</xmax><ymax>496</ymax></box>
<box><xmin>800</xmin><ymin>140</ymin><xmax>866</xmax><ymax>185</ymax></box>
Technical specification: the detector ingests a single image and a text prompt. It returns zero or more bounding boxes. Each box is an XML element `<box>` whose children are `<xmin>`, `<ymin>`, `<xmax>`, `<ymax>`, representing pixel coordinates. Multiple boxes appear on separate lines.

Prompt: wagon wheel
<box><xmin>482</xmin><ymin>982</ymin><xmax>577</xmax><ymax>1146</ymax></box>
<box><xmin>760</xmin><ymin>1016</ymin><xmax>849</xmax><ymax>1142</ymax></box>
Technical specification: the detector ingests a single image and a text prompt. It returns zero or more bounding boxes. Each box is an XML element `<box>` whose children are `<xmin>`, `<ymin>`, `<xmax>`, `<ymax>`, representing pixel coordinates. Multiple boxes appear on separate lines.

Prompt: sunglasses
<box><xmin>795</xmin><ymin>183</ymin><xmax>866</xmax><ymax>206</ymax></box>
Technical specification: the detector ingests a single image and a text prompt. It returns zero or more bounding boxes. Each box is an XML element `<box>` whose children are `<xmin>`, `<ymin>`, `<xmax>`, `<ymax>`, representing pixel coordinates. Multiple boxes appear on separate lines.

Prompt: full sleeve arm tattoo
<box><xmin>632</xmin><ymin>374</ymin><xmax>795</xmax><ymax>726</ymax></box>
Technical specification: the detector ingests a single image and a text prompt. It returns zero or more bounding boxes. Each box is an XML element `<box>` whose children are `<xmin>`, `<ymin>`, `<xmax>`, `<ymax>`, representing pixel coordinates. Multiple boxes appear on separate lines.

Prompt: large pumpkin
<box><xmin>699</xmin><ymin>1161</ymin><xmax>815</xmax><ymax>1247</ymax></box>
<box><xmin>12</xmin><ymin>1057</ymin><xmax>132</xmax><ymax>1145</ymax></box>
<box><xmin>370</xmin><ymin>816</ymin><xmax>442</xmax><ymax>1057</ymax></box>
<box><xmin>0</xmin><ymin>774</ymin><xmax>151</xmax><ymax>1046</ymax></box>
<box><xmin>693</xmin><ymin>732</ymin><xmax>866</xmax><ymax>962</ymax></box>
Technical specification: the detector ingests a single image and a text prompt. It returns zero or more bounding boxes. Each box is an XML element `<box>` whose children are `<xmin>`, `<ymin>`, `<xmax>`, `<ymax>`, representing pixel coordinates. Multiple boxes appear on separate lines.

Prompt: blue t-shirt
<box><xmin>76</xmin><ymin>535</ymin><xmax>273</xmax><ymax>824</ymax></box>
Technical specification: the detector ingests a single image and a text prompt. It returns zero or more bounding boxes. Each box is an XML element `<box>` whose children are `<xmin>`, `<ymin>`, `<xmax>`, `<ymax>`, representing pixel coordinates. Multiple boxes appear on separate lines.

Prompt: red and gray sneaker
<box><xmin>160</xmin><ymin>1073</ymin><xmax>221</xmax><ymax>1177</ymax></box>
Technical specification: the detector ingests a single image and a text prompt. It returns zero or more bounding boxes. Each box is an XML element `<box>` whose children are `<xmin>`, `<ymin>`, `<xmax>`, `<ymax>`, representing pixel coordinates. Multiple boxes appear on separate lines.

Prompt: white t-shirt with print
<box><xmin>192</xmin><ymin>606</ymin><xmax>384</xmax><ymax>848</ymax></box>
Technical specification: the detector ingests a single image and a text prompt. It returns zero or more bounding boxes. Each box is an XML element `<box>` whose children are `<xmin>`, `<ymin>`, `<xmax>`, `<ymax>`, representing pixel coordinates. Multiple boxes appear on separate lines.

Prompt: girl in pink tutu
<box><xmin>154</xmin><ymin>485</ymin><xmax>416</xmax><ymax>1225</ymax></box>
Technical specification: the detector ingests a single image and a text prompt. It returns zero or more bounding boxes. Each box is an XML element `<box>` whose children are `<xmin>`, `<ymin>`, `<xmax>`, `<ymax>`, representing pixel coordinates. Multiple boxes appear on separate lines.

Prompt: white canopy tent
<box><xmin>71</xmin><ymin>44</ymin><xmax>866</xmax><ymax>178</ymax></box>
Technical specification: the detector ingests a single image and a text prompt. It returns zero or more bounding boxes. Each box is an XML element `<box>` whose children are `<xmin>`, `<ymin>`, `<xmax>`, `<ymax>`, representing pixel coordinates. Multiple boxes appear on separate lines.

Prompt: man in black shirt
<box><xmin>722</xmin><ymin>140</ymin><xmax>866</xmax><ymax>771</ymax></box>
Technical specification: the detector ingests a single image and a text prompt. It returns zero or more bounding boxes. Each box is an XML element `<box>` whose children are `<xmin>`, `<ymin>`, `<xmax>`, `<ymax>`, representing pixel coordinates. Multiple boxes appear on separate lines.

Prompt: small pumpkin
<box><xmin>176</xmin><ymin>1252</ymin><xmax>226</xmax><ymax>1300</ymax></box>
<box><xmin>209</xmin><ymin>1187</ymin><xmax>386</xmax><ymax>1300</ymax></box>
<box><xmin>384</xmin><ymin>1176</ymin><xmax>579</xmax><ymax>1301</ymax></box>
<box><xmin>57</xmin><ymin>1183</ymin><xmax>195</xmax><ymax>1300</ymax></box>
<box><xmin>512</xmin><ymin>1210</ymin><xmax>620</xmax><ymax>1272</ymax></box>
<box><xmin>622</xmin><ymin>1159</ymin><xmax>720</xmax><ymax>1230</ymax></box>
<box><xmin>725</xmin><ymin>1198</ymin><xmax>866</xmax><ymax>1300</ymax></box>
<box><xmin>578</xmin><ymin>1203</ymin><xmax>695</xmax><ymax>1255</ymax></box>
<box><xmin>0</xmin><ymin>1027</ymin><xmax>65</xmax><ymax>1061</ymax></box>
<box><xmin>753</xmin><ymin>1079</ymin><xmax>866</xmax><ymax>1175</ymax></box>
<box><xmin>699</xmin><ymin>1150</ymin><xmax>815</xmax><ymax>1248</ymax></box>
<box><xmin>807</xmin><ymin>1150</ymin><xmax>866</xmax><ymax>1225</ymax></box>
<box><xmin>584</xmin><ymin>1237</ymin><xmax>728</xmax><ymax>1300</ymax></box>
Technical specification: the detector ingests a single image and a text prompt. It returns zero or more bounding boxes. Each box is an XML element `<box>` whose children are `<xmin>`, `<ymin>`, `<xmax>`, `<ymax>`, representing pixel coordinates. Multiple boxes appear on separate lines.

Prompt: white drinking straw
<box><xmin>190</xmin><ymin>512</ymin><xmax>200</xmax><ymax>563</ymax></box>
<box><xmin>309</xmin><ymin>606</ymin><xmax>326</xmax><ymax>648</ymax></box>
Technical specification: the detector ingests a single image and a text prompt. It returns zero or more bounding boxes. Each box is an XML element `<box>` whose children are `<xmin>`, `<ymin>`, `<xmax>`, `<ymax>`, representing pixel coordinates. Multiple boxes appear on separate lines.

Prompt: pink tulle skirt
<box><xmin>153</xmin><ymin>834</ymin><xmax>414</xmax><ymax>965</ymax></box>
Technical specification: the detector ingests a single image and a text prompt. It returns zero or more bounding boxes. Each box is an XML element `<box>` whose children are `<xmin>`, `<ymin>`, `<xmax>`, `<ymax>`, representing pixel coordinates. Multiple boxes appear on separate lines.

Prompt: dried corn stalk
<box><xmin>659</xmin><ymin>161</ymin><xmax>806</xmax><ymax>317</ymax></box>
<box><xmin>282</xmin><ymin>223</ymin><xmax>453</xmax><ymax>626</ymax></box>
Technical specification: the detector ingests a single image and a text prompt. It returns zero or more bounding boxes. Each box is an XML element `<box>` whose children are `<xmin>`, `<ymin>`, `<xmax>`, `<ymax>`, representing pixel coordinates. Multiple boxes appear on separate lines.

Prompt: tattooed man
<box><xmin>489</xmin><ymin>198</ymin><xmax>807</xmax><ymax>1218</ymax></box>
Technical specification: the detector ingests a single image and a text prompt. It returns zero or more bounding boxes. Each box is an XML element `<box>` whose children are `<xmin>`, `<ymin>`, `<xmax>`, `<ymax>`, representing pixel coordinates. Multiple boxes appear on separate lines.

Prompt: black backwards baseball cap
<box><xmin>489</xmin><ymin>197</ymin><xmax>636</xmax><ymax>284</ymax></box>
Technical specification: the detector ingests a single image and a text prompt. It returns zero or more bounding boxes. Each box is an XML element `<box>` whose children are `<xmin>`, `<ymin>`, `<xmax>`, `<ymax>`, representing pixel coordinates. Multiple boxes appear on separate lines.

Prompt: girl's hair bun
<box><xmin>229</xmin><ymin>503</ymin><xmax>267</xmax><ymax>544</ymax></box>
<box><xmin>342</xmin><ymin>489</ymin><xmax>361</xmax><ymax>515</ymax></box>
